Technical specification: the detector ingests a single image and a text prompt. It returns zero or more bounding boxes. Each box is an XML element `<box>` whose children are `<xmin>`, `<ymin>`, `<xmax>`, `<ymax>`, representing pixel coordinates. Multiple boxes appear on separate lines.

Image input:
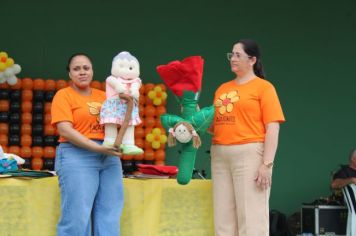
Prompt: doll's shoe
<box><xmin>120</xmin><ymin>144</ymin><xmax>144</xmax><ymax>155</ymax></box>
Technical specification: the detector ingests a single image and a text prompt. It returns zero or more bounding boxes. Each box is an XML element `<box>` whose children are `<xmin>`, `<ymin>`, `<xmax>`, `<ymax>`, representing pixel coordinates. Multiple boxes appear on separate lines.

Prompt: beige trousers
<box><xmin>211</xmin><ymin>143</ymin><xmax>270</xmax><ymax>236</ymax></box>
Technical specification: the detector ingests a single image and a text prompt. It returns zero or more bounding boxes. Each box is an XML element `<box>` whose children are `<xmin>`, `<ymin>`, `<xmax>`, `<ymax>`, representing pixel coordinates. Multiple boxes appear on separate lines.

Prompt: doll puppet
<box><xmin>100</xmin><ymin>51</ymin><xmax>143</xmax><ymax>155</ymax></box>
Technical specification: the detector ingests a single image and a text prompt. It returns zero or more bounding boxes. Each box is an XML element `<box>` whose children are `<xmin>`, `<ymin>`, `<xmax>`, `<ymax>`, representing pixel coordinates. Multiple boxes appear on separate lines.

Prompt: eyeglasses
<box><xmin>226</xmin><ymin>52</ymin><xmax>252</xmax><ymax>61</ymax></box>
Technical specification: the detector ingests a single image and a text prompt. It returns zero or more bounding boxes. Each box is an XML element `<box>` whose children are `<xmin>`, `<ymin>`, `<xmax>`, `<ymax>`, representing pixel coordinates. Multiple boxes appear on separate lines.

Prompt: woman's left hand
<box><xmin>254</xmin><ymin>164</ymin><xmax>272</xmax><ymax>189</ymax></box>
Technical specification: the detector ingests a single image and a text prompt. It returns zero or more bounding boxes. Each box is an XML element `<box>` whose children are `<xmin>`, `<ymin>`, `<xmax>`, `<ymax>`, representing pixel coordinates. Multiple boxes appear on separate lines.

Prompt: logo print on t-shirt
<box><xmin>214</xmin><ymin>90</ymin><xmax>239</xmax><ymax>115</ymax></box>
<box><xmin>87</xmin><ymin>102</ymin><xmax>102</xmax><ymax>122</ymax></box>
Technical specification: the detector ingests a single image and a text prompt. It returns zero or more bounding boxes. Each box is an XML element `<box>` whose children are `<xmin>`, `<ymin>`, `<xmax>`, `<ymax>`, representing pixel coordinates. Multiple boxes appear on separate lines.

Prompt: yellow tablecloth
<box><xmin>0</xmin><ymin>177</ymin><xmax>214</xmax><ymax>236</ymax></box>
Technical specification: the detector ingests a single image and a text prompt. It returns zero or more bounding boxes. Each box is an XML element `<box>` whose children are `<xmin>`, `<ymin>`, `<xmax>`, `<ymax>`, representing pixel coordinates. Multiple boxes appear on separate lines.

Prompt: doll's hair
<box><xmin>113</xmin><ymin>51</ymin><xmax>139</xmax><ymax>66</ymax></box>
<box><xmin>167</xmin><ymin>122</ymin><xmax>201</xmax><ymax>149</ymax></box>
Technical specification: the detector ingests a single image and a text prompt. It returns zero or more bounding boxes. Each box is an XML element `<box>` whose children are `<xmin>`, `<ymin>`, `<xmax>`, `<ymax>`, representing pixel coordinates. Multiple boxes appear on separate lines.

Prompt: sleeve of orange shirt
<box><xmin>260</xmin><ymin>84</ymin><xmax>285</xmax><ymax>124</ymax></box>
<box><xmin>51</xmin><ymin>89</ymin><xmax>74</xmax><ymax>126</ymax></box>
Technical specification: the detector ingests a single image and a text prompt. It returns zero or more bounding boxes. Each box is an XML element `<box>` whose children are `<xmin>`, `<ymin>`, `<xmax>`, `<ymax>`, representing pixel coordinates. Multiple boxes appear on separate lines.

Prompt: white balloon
<box><xmin>3</xmin><ymin>68</ymin><xmax>14</xmax><ymax>77</ymax></box>
<box><xmin>7</xmin><ymin>76</ymin><xmax>17</xmax><ymax>85</ymax></box>
<box><xmin>12</xmin><ymin>64</ymin><xmax>21</xmax><ymax>74</ymax></box>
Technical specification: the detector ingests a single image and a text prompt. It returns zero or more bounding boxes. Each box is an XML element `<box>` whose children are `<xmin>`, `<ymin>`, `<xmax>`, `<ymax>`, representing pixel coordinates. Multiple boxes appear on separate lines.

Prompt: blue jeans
<box><xmin>55</xmin><ymin>141</ymin><xmax>124</xmax><ymax>236</ymax></box>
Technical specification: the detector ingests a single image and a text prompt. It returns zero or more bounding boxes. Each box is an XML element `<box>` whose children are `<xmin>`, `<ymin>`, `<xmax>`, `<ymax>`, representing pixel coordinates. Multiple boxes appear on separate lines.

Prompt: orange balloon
<box><xmin>56</xmin><ymin>80</ymin><xmax>68</xmax><ymax>90</ymax></box>
<box><xmin>139</xmin><ymin>105</ymin><xmax>144</xmax><ymax>117</ymax></box>
<box><xmin>20</xmin><ymin>134</ymin><xmax>32</xmax><ymax>147</ymax></box>
<box><xmin>136</xmin><ymin>119</ymin><xmax>144</xmax><ymax>128</ymax></box>
<box><xmin>0</xmin><ymin>82</ymin><xmax>9</xmax><ymax>89</ymax></box>
<box><xmin>43</xmin><ymin>146</ymin><xmax>56</xmax><ymax>158</ymax></box>
<box><xmin>134</xmin><ymin>138</ymin><xmax>144</xmax><ymax>149</ymax></box>
<box><xmin>21</xmin><ymin>78</ymin><xmax>33</xmax><ymax>90</ymax></box>
<box><xmin>8</xmin><ymin>146</ymin><xmax>21</xmax><ymax>156</ymax></box>
<box><xmin>134</xmin><ymin>153</ymin><xmax>144</xmax><ymax>161</ymax></box>
<box><xmin>22</xmin><ymin>89</ymin><xmax>33</xmax><ymax>101</ymax></box>
<box><xmin>144</xmin><ymin>140</ymin><xmax>152</xmax><ymax>150</ymax></box>
<box><xmin>155</xmin><ymin>117</ymin><xmax>164</xmax><ymax>128</ymax></box>
<box><xmin>0</xmin><ymin>134</ymin><xmax>8</xmax><ymax>146</ymax></box>
<box><xmin>45</xmin><ymin>79</ymin><xmax>56</xmax><ymax>91</ymax></box>
<box><xmin>21</xmin><ymin>112</ymin><xmax>32</xmax><ymax>124</ymax></box>
<box><xmin>0</xmin><ymin>123</ymin><xmax>8</xmax><ymax>135</ymax></box>
<box><xmin>90</xmin><ymin>80</ymin><xmax>102</xmax><ymax>90</ymax></box>
<box><xmin>144</xmin><ymin>105</ymin><xmax>156</xmax><ymax>117</ymax></box>
<box><xmin>0</xmin><ymin>100</ymin><xmax>9</xmax><ymax>112</ymax></box>
<box><xmin>33</xmin><ymin>78</ymin><xmax>45</xmax><ymax>90</ymax></box>
<box><xmin>44</xmin><ymin>113</ymin><xmax>52</xmax><ymax>125</ymax></box>
<box><xmin>32</xmin><ymin>146</ymin><xmax>43</xmax><ymax>159</ymax></box>
<box><xmin>134</xmin><ymin>127</ymin><xmax>145</xmax><ymax>139</ymax></box>
<box><xmin>144</xmin><ymin>83</ymin><xmax>155</xmax><ymax>94</ymax></box>
<box><xmin>1</xmin><ymin>146</ymin><xmax>8</xmax><ymax>153</ymax></box>
<box><xmin>144</xmin><ymin>95</ymin><xmax>153</xmax><ymax>106</ymax></box>
<box><xmin>31</xmin><ymin>157</ymin><xmax>43</xmax><ymax>170</ymax></box>
<box><xmin>154</xmin><ymin>160</ymin><xmax>165</xmax><ymax>166</ymax></box>
<box><xmin>20</xmin><ymin>146</ymin><xmax>32</xmax><ymax>158</ymax></box>
<box><xmin>10</xmin><ymin>79</ymin><xmax>22</xmax><ymax>90</ymax></box>
<box><xmin>155</xmin><ymin>149</ymin><xmax>166</xmax><ymax>161</ymax></box>
<box><xmin>144</xmin><ymin>117</ymin><xmax>156</xmax><ymax>128</ymax></box>
<box><xmin>144</xmin><ymin>149</ymin><xmax>155</xmax><ymax>161</ymax></box>
<box><xmin>44</xmin><ymin>124</ymin><xmax>56</xmax><ymax>136</ymax></box>
<box><xmin>21</xmin><ymin>124</ymin><xmax>32</xmax><ymax>135</ymax></box>
<box><xmin>121</xmin><ymin>154</ymin><xmax>134</xmax><ymax>161</ymax></box>
<box><xmin>101</xmin><ymin>81</ymin><xmax>106</xmax><ymax>91</ymax></box>
<box><xmin>144</xmin><ymin>127</ymin><xmax>153</xmax><ymax>137</ymax></box>
<box><xmin>139</xmin><ymin>86</ymin><xmax>144</xmax><ymax>95</ymax></box>
<box><xmin>44</xmin><ymin>102</ymin><xmax>52</xmax><ymax>114</ymax></box>
<box><xmin>21</xmin><ymin>101</ymin><xmax>32</xmax><ymax>113</ymax></box>
<box><xmin>156</xmin><ymin>106</ymin><xmax>166</xmax><ymax>117</ymax></box>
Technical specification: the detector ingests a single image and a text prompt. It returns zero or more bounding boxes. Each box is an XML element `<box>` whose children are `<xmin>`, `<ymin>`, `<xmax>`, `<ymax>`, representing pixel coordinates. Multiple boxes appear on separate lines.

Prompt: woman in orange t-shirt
<box><xmin>210</xmin><ymin>39</ymin><xmax>285</xmax><ymax>236</ymax></box>
<box><xmin>51</xmin><ymin>53</ymin><xmax>124</xmax><ymax>236</ymax></box>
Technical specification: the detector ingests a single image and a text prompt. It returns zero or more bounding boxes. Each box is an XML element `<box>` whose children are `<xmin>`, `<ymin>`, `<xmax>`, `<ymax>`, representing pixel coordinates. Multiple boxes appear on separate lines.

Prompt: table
<box><xmin>0</xmin><ymin>177</ymin><xmax>214</xmax><ymax>236</ymax></box>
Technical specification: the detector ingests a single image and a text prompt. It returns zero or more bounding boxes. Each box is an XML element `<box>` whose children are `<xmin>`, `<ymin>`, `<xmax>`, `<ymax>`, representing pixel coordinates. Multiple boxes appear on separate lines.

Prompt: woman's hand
<box><xmin>97</xmin><ymin>145</ymin><xmax>122</xmax><ymax>157</ymax></box>
<box><xmin>254</xmin><ymin>164</ymin><xmax>272</xmax><ymax>189</ymax></box>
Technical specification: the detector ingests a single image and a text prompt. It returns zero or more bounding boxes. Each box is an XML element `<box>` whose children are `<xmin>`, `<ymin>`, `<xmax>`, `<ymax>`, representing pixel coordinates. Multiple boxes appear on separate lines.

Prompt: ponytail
<box><xmin>254</xmin><ymin>59</ymin><xmax>265</xmax><ymax>79</ymax></box>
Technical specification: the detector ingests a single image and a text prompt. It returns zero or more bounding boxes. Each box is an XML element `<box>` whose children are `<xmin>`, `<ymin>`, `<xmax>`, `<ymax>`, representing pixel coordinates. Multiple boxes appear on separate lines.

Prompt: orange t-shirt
<box><xmin>211</xmin><ymin>77</ymin><xmax>285</xmax><ymax>145</ymax></box>
<box><xmin>51</xmin><ymin>87</ymin><xmax>106</xmax><ymax>142</ymax></box>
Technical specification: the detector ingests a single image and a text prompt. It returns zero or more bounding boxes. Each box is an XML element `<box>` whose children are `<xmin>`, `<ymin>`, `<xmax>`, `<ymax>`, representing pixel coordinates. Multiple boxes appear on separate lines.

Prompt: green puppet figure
<box><xmin>156</xmin><ymin>56</ymin><xmax>214</xmax><ymax>185</ymax></box>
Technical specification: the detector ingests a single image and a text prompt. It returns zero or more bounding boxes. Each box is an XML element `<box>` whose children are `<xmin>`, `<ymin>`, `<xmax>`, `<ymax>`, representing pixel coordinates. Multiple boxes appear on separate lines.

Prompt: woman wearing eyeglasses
<box><xmin>209</xmin><ymin>39</ymin><xmax>285</xmax><ymax>236</ymax></box>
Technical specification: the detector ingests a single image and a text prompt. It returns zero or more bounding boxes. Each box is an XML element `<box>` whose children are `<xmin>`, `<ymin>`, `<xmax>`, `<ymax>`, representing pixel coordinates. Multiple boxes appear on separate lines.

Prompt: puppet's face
<box><xmin>174</xmin><ymin>123</ymin><xmax>192</xmax><ymax>143</ymax></box>
<box><xmin>111</xmin><ymin>58</ymin><xmax>139</xmax><ymax>80</ymax></box>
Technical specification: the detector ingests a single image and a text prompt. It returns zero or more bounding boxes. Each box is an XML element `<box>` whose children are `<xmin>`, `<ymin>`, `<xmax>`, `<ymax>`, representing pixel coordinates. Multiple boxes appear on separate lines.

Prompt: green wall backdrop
<box><xmin>2</xmin><ymin>0</ymin><xmax>356</xmax><ymax>215</ymax></box>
